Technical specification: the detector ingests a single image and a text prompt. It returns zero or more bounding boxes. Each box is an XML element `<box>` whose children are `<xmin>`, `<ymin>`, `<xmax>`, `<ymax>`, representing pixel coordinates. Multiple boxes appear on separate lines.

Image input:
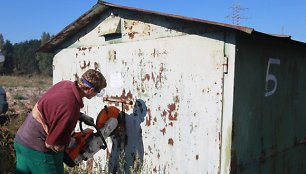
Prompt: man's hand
<box><xmin>45</xmin><ymin>143</ymin><xmax>65</xmax><ymax>153</ymax></box>
<box><xmin>80</xmin><ymin>113</ymin><xmax>95</xmax><ymax>126</ymax></box>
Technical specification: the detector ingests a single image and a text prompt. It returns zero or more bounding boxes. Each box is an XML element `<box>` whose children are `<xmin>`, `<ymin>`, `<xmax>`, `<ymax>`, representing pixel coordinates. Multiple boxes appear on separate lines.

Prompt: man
<box><xmin>14</xmin><ymin>69</ymin><xmax>107</xmax><ymax>174</ymax></box>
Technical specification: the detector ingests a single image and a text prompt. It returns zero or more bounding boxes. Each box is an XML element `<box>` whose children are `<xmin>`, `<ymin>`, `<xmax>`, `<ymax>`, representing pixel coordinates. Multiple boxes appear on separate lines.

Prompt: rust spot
<box><xmin>169</xmin><ymin>112</ymin><xmax>178</xmax><ymax>121</ymax></box>
<box><xmin>146</xmin><ymin>113</ymin><xmax>152</xmax><ymax>126</ymax></box>
<box><xmin>80</xmin><ymin>60</ymin><xmax>90</xmax><ymax>70</ymax></box>
<box><xmin>78</xmin><ymin>47</ymin><xmax>87</xmax><ymax>51</ymax></box>
<box><xmin>128</xmin><ymin>32</ymin><xmax>137</xmax><ymax>39</ymax></box>
<box><xmin>157</xmin><ymin>153</ymin><xmax>160</xmax><ymax>159</ymax></box>
<box><xmin>88</xmin><ymin>47</ymin><xmax>92</xmax><ymax>52</ymax></box>
<box><xmin>155</xmin><ymin>63</ymin><xmax>165</xmax><ymax>89</ymax></box>
<box><xmin>151</xmin><ymin>72</ymin><xmax>156</xmax><ymax>82</ymax></box>
<box><xmin>168</xmin><ymin>122</ymin><xmax>173</xmax><ymax>127</ymax></box>
<box><xmin>144</xmin><ymin>74</ymin><xmax>150</xmax><ymax>81</ymax></box>
<box><xmin>75</xmin><ymin>53</ymin><xmax>78</xmax><ymax>58</ymax></box>
<box><xmin>153</xmin><ymin>117</ymin><xmax>157</xmax><ymax>122</ymax></box>
<box><xmin>196</xmin><ymin>155</ymin><xmax>199</xmax><ymax>160</ymax></box>
<box><xmin>105</xmin><ymin>90</ymin><xmax>134</xmax><ymax>111</ymax></box>
<box><xmin>168</xmin><ymin>138</ymin><xmax>174</xmax><ymax>146</ymax></box>
<box><xmin>109</xmin><ymin>89</ymin><xmax>133</xmax><ymax>101</ymax></box>
<box><xmin>148</xmin><ymin>108</ymin><xmax>152</xmax><ymax>117</ymax></box>
<box><xmin>168</xmin><ymin>104</ymin><xmax>176</xmax><ymax>111</ymax></box>
<box><xmin>124</xmin><ymin>21</ymin><xmax>128</xmax><ymax>29</ymax></box>
<box><xmin>160</xmin><ymin>127</ymin><xmax>166</xmax><ymax>135</ymax></box>
<box><xmin>162</xmin><ymin>110</ymin><xmax>167</xmax><ymax>117</ymax></box>
<box><xmin>132</xmin><ymin>77</ymin><xmax>137</xmax><ymax>86</ymax></box>
<box><xmin>94</xmin><ymin>62</ymin><xmax>99</xmax><ymax>70</ymax></box>
<box><xmin>153</xmin><ymin>167</ymin><xmax>157</xmax><ymax>173</ymax></box>
<box><xmin>168</xmin><ymin>103</ymin><xmax>177</xmax><ymax>121</ymax></box>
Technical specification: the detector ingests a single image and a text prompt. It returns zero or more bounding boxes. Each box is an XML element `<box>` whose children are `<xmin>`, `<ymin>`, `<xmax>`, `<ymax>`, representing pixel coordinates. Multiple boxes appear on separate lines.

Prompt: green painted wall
<box><xmin>231</xmin><ymin>33</ymin><xmax>306</xmax><ymax>174</ymax></box>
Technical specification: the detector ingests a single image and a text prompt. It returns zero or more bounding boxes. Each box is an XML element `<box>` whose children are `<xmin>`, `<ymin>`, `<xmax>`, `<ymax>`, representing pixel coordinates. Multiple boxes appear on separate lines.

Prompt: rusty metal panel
<box><xmin>53</xmin><ymin>32</ymin><xmax>227</xmax><ymax>173</ymax></box>
<box><xmin>101</xmin><ymin>35</ymin><xmax>225</xmax><ymax>174</ymax></box>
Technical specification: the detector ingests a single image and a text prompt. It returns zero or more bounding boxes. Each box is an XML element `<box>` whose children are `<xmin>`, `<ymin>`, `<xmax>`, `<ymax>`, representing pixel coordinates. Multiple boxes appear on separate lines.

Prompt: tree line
<box><xmin>0</xmin><ymin>32</ymin><xmax>53</xmax><ymax>76</ymax></box>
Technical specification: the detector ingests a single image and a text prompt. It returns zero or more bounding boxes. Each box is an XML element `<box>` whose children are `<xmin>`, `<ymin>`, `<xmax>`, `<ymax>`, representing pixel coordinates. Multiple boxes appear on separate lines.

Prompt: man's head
<box><xmin>78</xmin><ymin>69</ymin><xmax>107</xmax><ymax>99</ymax></box>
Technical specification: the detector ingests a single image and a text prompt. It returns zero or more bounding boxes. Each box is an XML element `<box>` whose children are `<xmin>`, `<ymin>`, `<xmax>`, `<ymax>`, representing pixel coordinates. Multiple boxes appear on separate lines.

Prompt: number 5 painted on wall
<box><xmin>265</xmin><ymin>58</ymin><xmax>280</xmax><ymax>97</ymax></box>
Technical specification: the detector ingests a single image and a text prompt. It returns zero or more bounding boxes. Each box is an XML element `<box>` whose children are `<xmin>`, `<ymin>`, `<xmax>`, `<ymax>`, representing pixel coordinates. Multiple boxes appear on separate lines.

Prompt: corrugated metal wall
<box><xmin>232</xmin><ymin>34</ymin><xmax>306</xmax><ymax>174</ymax></box>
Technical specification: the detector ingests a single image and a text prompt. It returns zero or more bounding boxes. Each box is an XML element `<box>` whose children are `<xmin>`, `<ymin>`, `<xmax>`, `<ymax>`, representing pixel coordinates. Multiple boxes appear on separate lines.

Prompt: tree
<box><xmin>36</xmin><ymin>32</ymin><xmax>53</xmax><ymax>76</ymax></box>
<box><xmin>0</xmin><ymin>34</ymin><xmax>4</xmax><ymax>50</ymax></box>
<box><xmin>0</xmin><ymin>40</ymin><xmax>14</xmax><ymax>74</ymax></box>
<box><xmin>13</xmin><ymin>40</ymin><xmax>40</xmax><ymax>74</ymax></box>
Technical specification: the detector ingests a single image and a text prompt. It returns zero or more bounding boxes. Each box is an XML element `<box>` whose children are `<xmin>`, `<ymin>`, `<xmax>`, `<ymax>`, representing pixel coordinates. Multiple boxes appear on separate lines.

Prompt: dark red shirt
<box><xmin>15</xmin><ymin>80</ymin><xmax>84</xmax><ymax>151</ymax></box>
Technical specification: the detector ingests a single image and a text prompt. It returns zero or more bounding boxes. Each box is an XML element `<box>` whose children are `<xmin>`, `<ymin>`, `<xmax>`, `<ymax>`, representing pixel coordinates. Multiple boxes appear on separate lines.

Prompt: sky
<box><xmin>0</xmin><ymin>0</ymin><xmax>305</xmax><ymax>44</ymax></box>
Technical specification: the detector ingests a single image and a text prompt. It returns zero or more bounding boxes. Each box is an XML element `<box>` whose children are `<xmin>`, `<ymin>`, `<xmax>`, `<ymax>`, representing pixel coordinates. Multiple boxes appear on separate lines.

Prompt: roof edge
<box><xmin>40</xmin><ymin>1</ymin><xmax>306</xmax><ymax>53</ymax></box>
<box><xmin>100</xmin><ymin>1</ymin><xmax>255</xmax><ymax>34</ymax></box>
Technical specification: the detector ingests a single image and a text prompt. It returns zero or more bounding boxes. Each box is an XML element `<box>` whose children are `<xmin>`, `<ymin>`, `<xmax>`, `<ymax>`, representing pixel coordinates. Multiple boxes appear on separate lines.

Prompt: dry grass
<box><xmin>0</xmin><ymin>75</ymin><xmax>52</xmax><ymax>88</ymax></box>
<box><xmin>0</xmin><ymin>75</ymin><xmax>52</xmax><ymax>173</ymax></box>
<box><xmin>0</xmin><ymin>75</ymin><xmax>145</xmax><ymax>174</ymax></box>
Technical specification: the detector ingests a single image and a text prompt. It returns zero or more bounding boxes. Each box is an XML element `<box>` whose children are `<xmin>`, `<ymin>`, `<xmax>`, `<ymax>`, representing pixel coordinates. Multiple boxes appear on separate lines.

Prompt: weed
<box><xmin>0</xmin><ymin>75</ymin><xmax>51</xmax><ymax>173</ymax></box>
<box><xmin>0</xmin><ymin>127</ymin><xmax>16</xmax><ymax>173</ymax></box>
<box><xmin>13</xmin><ymin>93</ymin><xmax>26</xmax><ymax>100</ymax></box>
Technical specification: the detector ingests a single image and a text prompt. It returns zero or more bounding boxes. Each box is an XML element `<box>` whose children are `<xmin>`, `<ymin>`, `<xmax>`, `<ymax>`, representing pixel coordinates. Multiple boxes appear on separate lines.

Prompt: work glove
<box><xmin>79</xmin><ymin>113</ymin><xmax>95</xmax><ymax>126</ymax></box>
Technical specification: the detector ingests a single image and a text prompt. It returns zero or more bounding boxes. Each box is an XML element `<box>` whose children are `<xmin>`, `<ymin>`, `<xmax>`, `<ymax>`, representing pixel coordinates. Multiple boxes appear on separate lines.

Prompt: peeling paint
<box><xmin>53</xmin><ymin>22</ymin><xmax>227</xmax><ymax>173</ymax></box>
<box><xmin>94</xmin><ymin>62</ymin><xmax>99</xmax><ymax>70</ymax></box>
<box><xmin>78</xmin><ymin>47</ymin><xmax>87</xmax><ymax>51</ymax></box>
<box><xmin>162</xmin><ymin>110</ymin><xmax>167</xmax><ymax>117</ymax></box>
<box><xmin>143</xmin><ymin>74</ymin><xmax>150</xmax><ymax>81</ymax></box>
<box><xmin>168</xmin><ymin>138</ymin><xmax>174</xmax><ymax>146</ymax></box>
<box><xmin>80</xmin><ymin>60</ymin><xmax>90</xmax><ymax>69</ymax></box>
<box><xmin>146</xmin><ymin>110</ymin><xmax>152</xmax><ymax>126</ymax></box>
<box><xmin>128</xmin><ymin>32</ymin><xmax>138</xmax><ymax>39</ymax></box>
<box><xmin>160</xmin><ymin>127</ymin><xmax>166</xmax><ymax>135</ymax></box>
<box><xmin>167</xmin><ymin>103</ymin><xmax>177</xmax><ymax>121</ymax></box>
<box><xmin>153</xmin><ymin>167</ymin><xmax>157</xmax><ymax>173</ymax></box>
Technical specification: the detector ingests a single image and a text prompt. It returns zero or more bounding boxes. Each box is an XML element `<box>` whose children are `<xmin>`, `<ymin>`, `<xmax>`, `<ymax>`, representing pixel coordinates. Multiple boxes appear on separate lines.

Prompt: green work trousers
<box><xmin>14</xmin><ymin>142</ymin><xmax>64</xmax><ymax>174</ymax></box>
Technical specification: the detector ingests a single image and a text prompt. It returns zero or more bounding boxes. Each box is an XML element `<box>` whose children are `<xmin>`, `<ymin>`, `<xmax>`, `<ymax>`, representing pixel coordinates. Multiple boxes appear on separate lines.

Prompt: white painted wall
<box><xmin>52</xmin><ymin>17</ymin><xmax>235</xmax><ymax>173</ymax></box>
